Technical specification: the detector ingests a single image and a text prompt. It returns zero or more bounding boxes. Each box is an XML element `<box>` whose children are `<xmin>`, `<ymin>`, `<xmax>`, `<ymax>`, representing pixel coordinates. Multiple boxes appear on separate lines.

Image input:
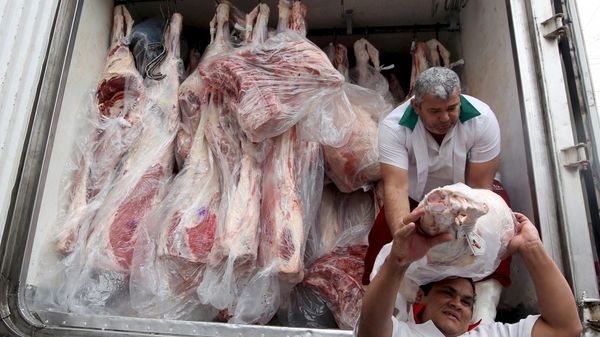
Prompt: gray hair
<box><xmin>413</xmin><ymin>67</ymin><xmax>461</xmax><ymax>105</ymax></box>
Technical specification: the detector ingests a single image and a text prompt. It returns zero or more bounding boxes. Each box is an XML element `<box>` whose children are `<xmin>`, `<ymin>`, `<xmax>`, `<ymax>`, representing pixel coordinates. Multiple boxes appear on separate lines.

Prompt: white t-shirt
<box><xmin>388</xmin><ymin>314</ymin><xmax>539</xmax><ymax>337</ymax></box>
<box><xmin>379</xmin><ymin>94</ymin><xmax>500</xmax><ymax>200</ymax></box>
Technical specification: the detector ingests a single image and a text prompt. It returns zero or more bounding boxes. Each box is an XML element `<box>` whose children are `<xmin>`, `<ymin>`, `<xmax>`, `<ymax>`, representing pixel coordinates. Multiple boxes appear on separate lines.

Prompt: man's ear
<box><xmin>415</xmin><ymin>288</ymin><xmax>425</xmax><ymax>303</ymax></box>
<box><xmin>411</xmin><ymin>98</ymin><xmax>419</xmax><ymax>114</ymax></box>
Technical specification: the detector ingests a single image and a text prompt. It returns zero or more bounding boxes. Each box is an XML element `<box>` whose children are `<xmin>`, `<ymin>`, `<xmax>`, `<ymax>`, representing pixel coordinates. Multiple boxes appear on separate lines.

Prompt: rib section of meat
<box><xmin>197</xmin><ymin>31</ymin><xmax>350</xmax><ymax>145</ymax></box>
<box><xmin>302</xmin><ymin>245</ymin><xmax>367</xmax><ymax>329</ymax></box>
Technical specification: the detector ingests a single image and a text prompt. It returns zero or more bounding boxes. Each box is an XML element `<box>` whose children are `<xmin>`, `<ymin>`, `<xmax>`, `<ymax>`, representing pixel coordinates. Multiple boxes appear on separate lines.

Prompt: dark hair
<box><xmin>420</xmin><ymin>277</ymin><xmax>476</xmax><ymax>297</ymax></box>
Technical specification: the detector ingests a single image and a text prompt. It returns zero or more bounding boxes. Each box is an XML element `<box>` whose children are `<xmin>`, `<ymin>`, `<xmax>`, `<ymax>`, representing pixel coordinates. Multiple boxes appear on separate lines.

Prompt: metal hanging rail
<box><xmin>307</xmin><ymin>23</ymin><xmax>456</xmax><ymax>37</ymax></box>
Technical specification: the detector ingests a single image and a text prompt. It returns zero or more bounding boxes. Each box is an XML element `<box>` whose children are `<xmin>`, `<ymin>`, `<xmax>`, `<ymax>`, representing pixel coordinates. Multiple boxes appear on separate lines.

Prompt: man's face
<box><xmin>412</xmin><ymin>90</ymin><xmax>461</xmax><ymax>136</ymax></box>
<box><xmin>419</xmin><ymin>278</ymin><xmax>475</xmax><ymax>337</ymax></box>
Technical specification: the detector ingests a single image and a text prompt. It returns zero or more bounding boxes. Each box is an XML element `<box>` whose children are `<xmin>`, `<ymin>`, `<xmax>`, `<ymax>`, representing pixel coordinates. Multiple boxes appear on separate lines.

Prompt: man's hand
<box><xmin>389</xmin><ymin>207</ymin><xmax>454</xmax><ymax>267</ymax></box>
<box><xmin>506</xmin><ymin>212</ymin><xmax>542</xmax><ymax>256</ymax></box>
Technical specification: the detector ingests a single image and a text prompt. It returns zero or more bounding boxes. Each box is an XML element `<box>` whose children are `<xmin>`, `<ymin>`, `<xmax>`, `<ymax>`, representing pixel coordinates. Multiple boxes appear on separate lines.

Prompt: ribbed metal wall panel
<box><xmin>0</xmin><ymin>0</ymin><xmax>59</xmax><ymax>235</ymax></box>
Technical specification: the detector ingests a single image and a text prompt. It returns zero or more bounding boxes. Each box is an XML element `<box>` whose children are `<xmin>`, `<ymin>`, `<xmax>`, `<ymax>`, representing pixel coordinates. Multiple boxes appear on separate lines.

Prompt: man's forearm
<box><xmin>384</xmin><ymin>190</ymin><xmax>410</xmax><ymax>234</ymax></box>
<box><xmin>521</xmin><ymin>241</ymin><xmax>582</xmax><ymax>335</ymax></box>
<box><xmin>357</xmin><ymin>257</ymin><xmax>408</xmax><ymax>337</ymax></box>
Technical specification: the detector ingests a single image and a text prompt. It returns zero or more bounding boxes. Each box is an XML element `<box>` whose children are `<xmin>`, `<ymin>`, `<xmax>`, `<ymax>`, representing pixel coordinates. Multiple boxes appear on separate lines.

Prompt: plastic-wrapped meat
<box><xmin>207</xmin><ymin>3</ymin><xmax>269</xmax><ymax>268</ymax></box>
<box><xmin>159</xmin><ymin>97</ymin><xmax>222</xmax><ymax>263</ymax></box>
<box><xmin>55</xmin><ymin>5</ymin><xmax>145</xmax><ymax>255</ymax></box>
<box><xmin>426</xmin><ymin>38</ymin><xmax>451</xmax><ymax>67</ymax></box>
<box><xmin>288</xmin><ymin>0</ymin><xmax>307</xmax><ymax>36</ymax></box>
<box><xmin>277</xmin><ymin>0</ymin><xmax>292</xmax><ymax>33</ymax></box>
<box><xmin>176</xmin><ymin>3</ymin><xmax>233</xmax><ymax>168</ymax></box>
<box><xmin>128</xmin><ymin>96</ymin><xmax>221</xmax><ymax>319</ymax></box>
<box><xmin>203</xmin><ymin>95</ymin><xmax>242</xmax><ymax>262</ymax></box>
<box><xmin>197</xmin><ymin>30</ymin><xmax>352</xmax><ymax>145</ymax></box>
<box><xmin>333</xmin><ymin>43</ymin><xmax>350</xmax><ymax>81</ymax></box>
<box><xmin>408</xmin><ymin>41</ymin><xmax>429</xmax><ymax>96</ymax></box>
<box><xmin>350</xmin><ymin>38</ymin><xmax>394</xmax><ymax>105</ymax></box>
<box><xmin>83</xmin><ymin>12</ymin><xmax>183</xmax><ymax>273</ymax></box>
<box><xmin>244</xmin><ymin>3</ymin><xmax>269</xmax><ymax>45</ymax></box>
<box><xmin>403</xmin><ymin>183</ymin><xmax>515</xmax><ymax>290</ymax></box>
<box><xmin>322</xmin><ymin>84</ymin><xmax>392</xmax><ymax>193</ymax></box>
<box><xmin>258</xmin><ymin>129</ymin><xmax>305</xmax><ymax>282</ymax></box>
<box><xmin>302</xmin><ymin>245</ymin><xmax>367</xmax><ymax>329</ymax></box>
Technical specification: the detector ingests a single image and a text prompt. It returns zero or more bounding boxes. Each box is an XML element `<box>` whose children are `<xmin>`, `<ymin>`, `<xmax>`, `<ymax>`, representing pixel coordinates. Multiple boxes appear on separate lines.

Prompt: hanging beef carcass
<box><xmin>158</xmin><ymin>97</ymin><xmax>221</xmax><ymax>264</ymax></box>
<box><xmin>350</xmin><ymin>38</ymin><xmax>394</xmax><ymax>105</ymax></box>
<box><xmin>83</xmin><ymin>12</ymin><xmax>183</xmax><ymax>273</ymax></box>
<box><xmin>408</xmin><ymin>41</ymin><xmax>429</xmax><ymax>96</ymax></box>
<box><xmin>289</xmin><ymin>0</ymin><xmax>308</xmax><ymax>35</ymax></box>
<box><xmin>333</xmin><ymin>43</ymin><xmax>350</xmax><ymax>81</ymax></box>
<box><xmin>207</xmin><ymin>3</ymin><xmax>269</xmax><ymax>268</ymax></box>
<box><xmin>55</xmin><ymin>5</ymin><xmax>146</xmax><ymax>255</ymax></box>
<box><xmin>426</xmin><ymin>38</ymin><xmax>451</xmax><ymax>67</ymax></box>
<box><xmin>176</xmin><ymin>3</ymin><xmax>235</xmax><ymax>168</ymax></box>
<box><xmin>259</xmin><ymin>128</ymin><xmax>305</xmax><ymax>282</ymax></box>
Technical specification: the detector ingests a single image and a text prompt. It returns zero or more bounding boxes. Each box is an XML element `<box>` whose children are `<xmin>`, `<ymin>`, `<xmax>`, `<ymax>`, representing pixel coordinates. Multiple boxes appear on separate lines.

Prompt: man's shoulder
<box><xmin>461</xmin><ymin>94</ymin><xmax>496</xmax><ymax>119</ymax></box>
<box><xmin>382</xmin><ymin>100</ymin><xmax>412</xmax><ymax>127</ymax></box>
<box><xmin>465</xmin><ymin>315</ymin><xmax>541</xmax><ymax>337</ymax></box>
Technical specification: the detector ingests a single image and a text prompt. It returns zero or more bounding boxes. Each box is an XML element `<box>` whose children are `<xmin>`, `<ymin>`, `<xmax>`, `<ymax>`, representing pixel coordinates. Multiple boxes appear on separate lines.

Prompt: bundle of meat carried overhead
<box><xmin>57</xmin><ymin>11</ymin><xmax>184</xmax><ymax>315</ymax></box>
<box><xmin>196</xmin><ymin>2</ymin><xmax>353</xmax><ymax>146</ymax></box>
<box><xmin>398</xmin><ymin>183</ymin><xmax>515</xmax><ymax>298</ymax></box>
<box><xmin>55</xmin><ymin>5</ymin><xmax>146</xmax><ymax>255</ymax></box>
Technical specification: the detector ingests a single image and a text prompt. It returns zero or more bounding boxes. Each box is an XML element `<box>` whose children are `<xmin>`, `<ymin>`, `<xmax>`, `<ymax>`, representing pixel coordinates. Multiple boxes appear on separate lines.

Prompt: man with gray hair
<box><xmin>363</xmin><ymin>67</ymin><xmax>506</xmax><ymax>323</ymax></box>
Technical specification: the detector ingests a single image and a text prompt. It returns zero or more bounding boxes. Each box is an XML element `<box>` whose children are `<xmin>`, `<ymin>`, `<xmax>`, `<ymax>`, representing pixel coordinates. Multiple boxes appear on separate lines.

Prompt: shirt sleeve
<box><xmin>468</xmin><ymin>112</ymin><xmax>501</xmax><ymax>163</ymax></box>
<box><xmin>467</xmin><ymin>315</ymin><xmax>540</xmax><ymax>337</ymax></box>
<box><xmin>379</xmin><ymin>120</ymin><xmax>409</xmax><ymax>170</ymax></box>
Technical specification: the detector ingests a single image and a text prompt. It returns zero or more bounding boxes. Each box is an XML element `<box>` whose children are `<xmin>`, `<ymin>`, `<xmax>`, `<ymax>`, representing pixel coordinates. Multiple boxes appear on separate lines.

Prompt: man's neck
<box><xmin>429</xmin><ymin>131</ymin><xmax>446</xmax><ymax>145</ymax></box>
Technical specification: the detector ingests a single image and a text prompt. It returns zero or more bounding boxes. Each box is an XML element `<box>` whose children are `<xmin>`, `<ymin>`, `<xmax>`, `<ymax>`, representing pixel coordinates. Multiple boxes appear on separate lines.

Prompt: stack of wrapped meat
<box><xmin>38</xmin><ymin>0</ymin><xmax>396</xmax><ymax>330</ymax></box>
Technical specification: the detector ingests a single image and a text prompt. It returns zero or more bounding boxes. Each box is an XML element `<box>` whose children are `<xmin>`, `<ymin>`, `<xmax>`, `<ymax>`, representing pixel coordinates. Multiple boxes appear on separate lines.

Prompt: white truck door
<box><xmin>506</xmin><ymin>0</ymin><xmax>599</xmax><ymax>307</ymax></box>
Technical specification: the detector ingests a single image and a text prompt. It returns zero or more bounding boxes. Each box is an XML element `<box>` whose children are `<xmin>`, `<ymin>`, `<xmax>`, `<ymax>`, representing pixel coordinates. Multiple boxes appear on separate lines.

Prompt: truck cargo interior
<box><xmin>6</xmin><ymin>0</ymin><xmax>598</xmax><ymax>336</ymax></box>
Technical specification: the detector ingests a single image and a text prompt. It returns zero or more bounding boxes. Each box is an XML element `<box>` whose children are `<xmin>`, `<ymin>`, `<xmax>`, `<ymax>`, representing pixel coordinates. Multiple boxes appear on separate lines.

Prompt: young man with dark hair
<box><xmin>356</xmin><ymin>209</ymin><xmax>582</xmax><ymax>337</ymax></box>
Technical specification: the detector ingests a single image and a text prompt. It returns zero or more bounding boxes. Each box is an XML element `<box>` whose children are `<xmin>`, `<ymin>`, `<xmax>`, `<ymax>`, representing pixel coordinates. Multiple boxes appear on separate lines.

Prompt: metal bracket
<box><xmin>580</xmin><ymin>293</ymin><xmax>600</xmax><ymax>332</ymax></box>
<box><xmin>561</xmin><ymin>142</ymin><xmax>589</xmax><ymax>170</ymax></box>
<box><xmin>541</xmin><ymin>13</ymin><xmax>566</xmax><ymax>40</ymax></box>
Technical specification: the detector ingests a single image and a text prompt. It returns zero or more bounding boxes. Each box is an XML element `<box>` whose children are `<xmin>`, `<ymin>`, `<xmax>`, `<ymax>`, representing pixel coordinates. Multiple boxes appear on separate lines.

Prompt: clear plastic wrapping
<box><xmin>322</xmin><ymin>84</ymin><xmax>393</xmax><ymax>193</ymax></box>
<box><xmin>402</xmin><ymin>183</ymin><xmax>516</xmax><ymax>298</ymax></box>
<box><xmin>287</xmin><ymin>187</ymin><xmax>374</xmax><ymax>329</ymax></box>
<box><xmin>197</xmin><ymin>30</ymin><xmax>355</xmax><ymax>146</ymax></box>
<box><xmin>36</xmin><ymin>9</ymin><xmax>184</xmax><ymax>317</ymax></box>
<box><xmin>350</xmin><ymin>38</ymin><xmax>395</xmax><ymax>104</ymax></box>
